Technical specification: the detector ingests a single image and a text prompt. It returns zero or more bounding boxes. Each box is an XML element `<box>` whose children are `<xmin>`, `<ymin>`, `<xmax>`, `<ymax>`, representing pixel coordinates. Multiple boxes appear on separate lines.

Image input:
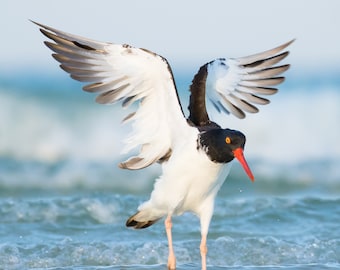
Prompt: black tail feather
<box><xmin>126</xmin><ymin>212</ymin><xmax>160</xmax><ymax>229</ymax></box>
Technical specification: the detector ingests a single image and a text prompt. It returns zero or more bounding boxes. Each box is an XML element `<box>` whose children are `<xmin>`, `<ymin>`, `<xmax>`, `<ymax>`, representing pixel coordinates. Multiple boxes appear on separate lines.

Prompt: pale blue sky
<box><xmin>2</xmin><ymin>0</ymin><xmax>340</xmax><ymax>72</ymax></box>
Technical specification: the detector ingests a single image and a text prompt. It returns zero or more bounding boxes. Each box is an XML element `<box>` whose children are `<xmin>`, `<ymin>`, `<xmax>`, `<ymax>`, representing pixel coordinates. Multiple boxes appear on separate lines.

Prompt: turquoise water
<box><xmin>0</xmin><ymin>192</ymin><xmax>339</xmax><ymax>269</ymax></box>
<box><xmin>0</xmin><ymin>70</ymin><xmax>339</xmax><ymax>269</ymax></box>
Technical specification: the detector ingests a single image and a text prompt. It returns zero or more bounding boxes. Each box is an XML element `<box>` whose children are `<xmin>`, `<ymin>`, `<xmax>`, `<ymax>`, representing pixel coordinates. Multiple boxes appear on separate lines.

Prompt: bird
<box><xmin>32</xmin><ymin>20</ymin><xmax>293</xmax><ymax>270</ymax></box>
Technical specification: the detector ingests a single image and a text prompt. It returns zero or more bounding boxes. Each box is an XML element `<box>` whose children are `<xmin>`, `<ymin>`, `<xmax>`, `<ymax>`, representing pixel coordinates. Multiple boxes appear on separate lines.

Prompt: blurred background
<box><xmin>1</xmin><ymin>1</ymin><xmax>340</xmax><ymax>269</ymax></box>
<box><xmin>1</xmin><ymin>0</ymin><xmax>339</xmax><ymax>194</ymax></box>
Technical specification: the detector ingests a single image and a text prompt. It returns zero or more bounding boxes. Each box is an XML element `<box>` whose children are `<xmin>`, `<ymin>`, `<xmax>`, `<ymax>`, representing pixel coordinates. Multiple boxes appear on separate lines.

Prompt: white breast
<box><xmin>138</xmin><ymin>127</ymin><xmax>232</xmax><ymax>218</ymax></box>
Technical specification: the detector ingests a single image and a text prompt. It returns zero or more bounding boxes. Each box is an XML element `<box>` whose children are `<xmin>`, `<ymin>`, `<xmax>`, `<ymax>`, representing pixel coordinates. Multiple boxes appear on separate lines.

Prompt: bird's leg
<box><xmin>199</xmin><ymin>200</ymin><xmax>213</xmax><ymax>270</ymax></box>
<box><xmin>165</xmin><ymin>214</ymin><xmax>176</xmax><ymax>269</ymax></box>
<box><xmin>200</xmin><ymin>234</ymin><xmax>208</xmax><ymax>270</ymax></box>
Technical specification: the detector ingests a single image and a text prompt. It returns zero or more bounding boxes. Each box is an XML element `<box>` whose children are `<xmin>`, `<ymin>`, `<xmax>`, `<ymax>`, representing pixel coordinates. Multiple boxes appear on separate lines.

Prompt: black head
<box><xmin>199</xmin><ymin>128</ymin><xmax>245</xmax><ymax>163</ymax></box>
<box><xmin>198</xmin><ymin>128</ymin><xmax>254</xmax><ymax>181</ymax></box>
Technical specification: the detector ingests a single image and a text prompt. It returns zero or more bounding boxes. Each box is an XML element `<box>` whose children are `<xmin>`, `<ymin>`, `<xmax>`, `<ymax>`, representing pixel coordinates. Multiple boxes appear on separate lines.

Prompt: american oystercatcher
<box><xmin>33</xmin><ymin>21</ymin><xmax>292</xmax><ymax>270</ymax></box>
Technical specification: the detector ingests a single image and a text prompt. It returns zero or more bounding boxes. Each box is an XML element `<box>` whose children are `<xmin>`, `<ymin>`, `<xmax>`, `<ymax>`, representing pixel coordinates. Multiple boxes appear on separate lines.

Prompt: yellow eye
<box><xmin>225</xmin><ymin>137</ymin><xmax>231</xmax><ymax>144</ymax></box>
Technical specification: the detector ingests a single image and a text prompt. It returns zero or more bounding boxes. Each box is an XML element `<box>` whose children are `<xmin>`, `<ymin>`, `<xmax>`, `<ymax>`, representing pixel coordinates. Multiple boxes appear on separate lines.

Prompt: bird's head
<box><xmin>198</xmin><ymin>128</ymin><xmax>254</xmax><ymax>181</ymax></box>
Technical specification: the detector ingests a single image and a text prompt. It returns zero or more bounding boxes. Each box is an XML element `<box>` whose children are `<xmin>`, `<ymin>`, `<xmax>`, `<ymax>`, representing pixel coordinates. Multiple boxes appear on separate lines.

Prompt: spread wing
<box><xmin>33</xmin><ymin>21</ymin><xmax>189</xmax><ymax>170</ymax></box>
<box><xmin>188</xmin><ymin>40</ymin><xmax>294</xmax><ymax>125</ymax></box>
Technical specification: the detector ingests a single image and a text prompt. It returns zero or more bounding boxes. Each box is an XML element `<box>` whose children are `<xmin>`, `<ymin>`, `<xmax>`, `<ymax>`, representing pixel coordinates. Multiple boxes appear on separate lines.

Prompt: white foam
<box><xmin>0</xmin><ymin>89</ymin><xmax>127</xmax><ymax>162</ymax></box>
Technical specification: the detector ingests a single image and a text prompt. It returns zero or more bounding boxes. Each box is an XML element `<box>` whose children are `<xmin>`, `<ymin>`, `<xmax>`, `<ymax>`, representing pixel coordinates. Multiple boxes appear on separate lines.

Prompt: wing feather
<box><xmin>236</xmin><ymin>85</ymin><xmax>278</xmax><ymax>95</ymax></box>
<box><xmin>241</xmin><ymin>77</ymin><xmax>285</xmax><ymax>87</ymax></box>
<box><xmin>33</xmin><ymin>21</ymin><xmax>189</xmax><ymax>169</ymax></box>
<box><xmin>243</xmin><ymin>65</ymin><xmax>290</xmax><ymax>80</ymax></box>
<box><xmin>196</xmin><ymin>40</ymin><xmax>294</xmax><ymax>119</ymax></box>
<box><xmin>220</xmin><ymin>94</ymin><xmax>246</xmax><ymax>119</ymax></box>
<box><xmin>234</xmin><ymin>91</ymin><xmax>270</xmax><ymax>105</ymax></box>
<box><xmin>237</xmin><ymin>40</ymin><xmax>294</xmax><ymax>65</ymax></box>
<box><xmin>228</xmin><ymin>94</ymin><xmax>259</xmax><ymax>113</ymax></box>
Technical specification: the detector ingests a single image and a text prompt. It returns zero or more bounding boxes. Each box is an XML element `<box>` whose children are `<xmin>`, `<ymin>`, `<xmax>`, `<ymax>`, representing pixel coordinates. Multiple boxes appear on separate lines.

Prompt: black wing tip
<box><xmin>286</xmin><ymin>38</ymin><xmax>296</xmax><ymax>46</ymax></box>
<box><xmin>33</xmin><ymin>20</ymin><xmax>97</xmax><ymax>52</ymax></box>
<box><xmin>31</xmin><ymin>20</ymin><xmax>53</xmax><ymax>39</ymax></box>
<box><xmin>29</xmin><ymin>19</ymin><xmax>40</xmax><ymax>26</ymax></box>
<box><xmin>30</xmin><ymin>19</ymin><xmax>51</xmax><ymax>32</ymax></box>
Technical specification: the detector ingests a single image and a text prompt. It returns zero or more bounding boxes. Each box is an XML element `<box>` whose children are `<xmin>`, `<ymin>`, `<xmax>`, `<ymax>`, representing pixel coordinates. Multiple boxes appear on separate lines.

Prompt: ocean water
<box><xmin>0</xmin><ymin>69</ymin><xmax>339</xmax><ymax>270</ymax></box>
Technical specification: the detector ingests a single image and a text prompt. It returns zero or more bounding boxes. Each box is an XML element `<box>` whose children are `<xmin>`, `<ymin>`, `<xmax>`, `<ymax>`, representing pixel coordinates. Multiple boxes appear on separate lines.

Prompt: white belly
<box><xmin>139</xmin><ymin>128</ymin><xmax>232</xmax><ymax>217</ymax></box>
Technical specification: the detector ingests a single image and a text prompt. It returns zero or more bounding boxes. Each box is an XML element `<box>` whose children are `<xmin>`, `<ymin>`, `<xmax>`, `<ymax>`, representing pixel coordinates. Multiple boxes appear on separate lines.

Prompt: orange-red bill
<box><xmin>233</xmin><ymin>148</ymin><xmax>255</xmax><ymax>182</ymax></box>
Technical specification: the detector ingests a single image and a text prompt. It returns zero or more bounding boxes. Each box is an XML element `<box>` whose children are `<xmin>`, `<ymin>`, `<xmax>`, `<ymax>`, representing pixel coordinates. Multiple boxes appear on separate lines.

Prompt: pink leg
<box><xmin>200</xmin><ymin>234</ymin><xmax>207</xmax><ymax>270</ymax></box>
<box><xmin>199</xmin><ymin>199</ymin><xmax>213</xmax><ymax>270</ymax></box>
<box><xmin>165</xmin><ymin>215</ymin><xmax>176</xmax><ymax>269</ymax></box>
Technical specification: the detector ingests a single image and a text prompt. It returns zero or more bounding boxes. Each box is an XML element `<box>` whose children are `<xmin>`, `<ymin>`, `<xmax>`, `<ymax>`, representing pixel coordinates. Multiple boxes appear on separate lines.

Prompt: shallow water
<box><xmin>0</xmin><ymin>179</ymin><xmax>339</xmax><ymax>269</ymax></box>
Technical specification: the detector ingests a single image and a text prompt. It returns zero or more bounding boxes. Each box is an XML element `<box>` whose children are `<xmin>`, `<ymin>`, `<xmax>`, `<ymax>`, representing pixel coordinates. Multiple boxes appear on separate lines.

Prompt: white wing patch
<box><xmin>34</xmin><ymin>21</ymin><xmax>189</xmax><ymax>169</ymax></box>
<box><xmin>206</xmin><ymin>40</ymin><xmax>293</xmax><ymax>119</ymax></box>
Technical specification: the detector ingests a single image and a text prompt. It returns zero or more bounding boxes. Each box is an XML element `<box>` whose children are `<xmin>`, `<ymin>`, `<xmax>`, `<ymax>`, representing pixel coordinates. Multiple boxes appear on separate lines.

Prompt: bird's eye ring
<box><xmin>225</xmin><ymin>137</ymin><xmax>231</xmax><ymax>144</ymax></box>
